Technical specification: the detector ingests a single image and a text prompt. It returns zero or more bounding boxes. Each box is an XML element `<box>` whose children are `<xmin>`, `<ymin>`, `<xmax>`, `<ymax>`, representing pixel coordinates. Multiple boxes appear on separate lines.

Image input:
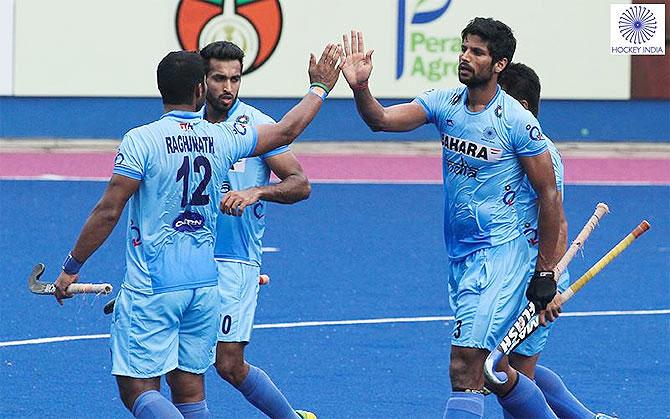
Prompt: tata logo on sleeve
<box><xmin>176</xmin><ymin>0</ymin><xmax>283</xmax><ymax>74</ymax></box>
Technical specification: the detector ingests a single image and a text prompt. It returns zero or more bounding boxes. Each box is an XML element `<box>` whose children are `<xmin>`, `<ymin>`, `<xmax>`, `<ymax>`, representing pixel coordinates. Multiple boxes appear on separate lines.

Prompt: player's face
<box><xmin>458</xmin><ymin>35</ymin><xmax>495</xmax><ymax>87</ymax></box>
<box><xmin>206</xmin><ymin>58</ymin><xmax>242</xmax><ymax>113</ymax></box>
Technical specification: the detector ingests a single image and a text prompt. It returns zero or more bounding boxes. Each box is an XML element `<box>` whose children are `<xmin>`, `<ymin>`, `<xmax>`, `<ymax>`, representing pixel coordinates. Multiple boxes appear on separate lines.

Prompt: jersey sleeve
<box><xmin>214</xmin><ymin>122</ymin><xmax>258</xmax><ymax>168</ymax></box>
<box><xmin>254</xmin><ymin>113</ymin><xmax>289</xmax><ymax>159</ymax></box>
<box><xmin>412</xmin><ymin>89</ymin><xmax>441</xmax><ymax>125</ymax></box>
<box><xmin>113</xmin><ymin>132</ymin><xmax>147</xmax><ymax>180</ymax></box>
<box><xmin>511</xmin><ymin>113</ymin><xmax>547</xmax><ymax>157</ymax></box>
<box><xmin>549</xmin><ymin>145</ymin><xmax>565</xmax><ymax>194</ymax></box>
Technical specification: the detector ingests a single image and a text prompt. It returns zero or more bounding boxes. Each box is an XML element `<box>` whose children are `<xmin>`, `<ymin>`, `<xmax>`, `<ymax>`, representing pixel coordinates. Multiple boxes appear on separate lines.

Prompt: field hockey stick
<box><xmin>28</xmin><ymin>263</ymin><xmax>113</xmax><ymax>295</ymax></box>
<box><xmin>486</xmin><ymin>219</ymin><xmax>650</xmax><ymax>385</ymax></box>
<box><xmin>102</xmin><ymin>273</ymin><xmax>271</xmax><ymax>314</ymax></box>
<box><xmin>559</xmin><ymin>220</ymin><xmax>650</xmax><ymax>303</ymax></box>
<box><xmin>484</xmin><ymin>202</ymin><xmax>609</xmax><ymax>385</ymax></box>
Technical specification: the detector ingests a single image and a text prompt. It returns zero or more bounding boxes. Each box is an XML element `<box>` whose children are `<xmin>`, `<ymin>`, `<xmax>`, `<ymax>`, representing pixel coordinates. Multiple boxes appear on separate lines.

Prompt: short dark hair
<box><xmin>499</xmin><ymin>62</ymin><xmax>541</xmax><ymax>117</ymax></box>
<box><xmin>200</xmin><ymin>41</ymin><xmax>245</xmax><ymax>74</ymax></box>
<box><xmin>461</xmin><ymin>17</ymin><xmax>516</xmax><ymax>66</ymax></box>
<box><xmin>157</xmin><ymin>51</ymin><xmax>205</xmax><ymax>105</ymax></box>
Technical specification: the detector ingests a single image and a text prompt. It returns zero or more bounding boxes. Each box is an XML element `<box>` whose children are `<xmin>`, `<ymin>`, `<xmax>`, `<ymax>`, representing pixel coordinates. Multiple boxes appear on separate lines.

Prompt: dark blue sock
<box><xmin>443</xmin><ymin>391</ymin><xmax>484</xmax><ymax>418</ymax></box>
<box><xmin>174</xmin><ymin>400</ymin><xmax>211</xmax><ymax>419</ymax></box>
<box><xmin>535</xmin><ymin>365</ymin><xmax>594</xmax><ymax>418</ymax></box>
<box><xmin>237</xmin><ymin>364</ymin><xmax>299</xmax><ymax>419</ymax></box>
<box><xmin>497</xmin><ymin>373</ymin><xmax>557</xmax><ymax>419</ymax></box>
<box><xmin>132</xmin><ymin>390</ymin><xmax>183</xmax><ymax>419</ymax></box>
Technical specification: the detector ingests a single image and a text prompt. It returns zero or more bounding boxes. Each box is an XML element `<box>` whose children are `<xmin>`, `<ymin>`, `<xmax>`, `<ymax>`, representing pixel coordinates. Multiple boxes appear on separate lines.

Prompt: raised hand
<box><xmin>341</xmin><ymin>30</ymin><xmax>374</xmax><ymax>90</ymax></box>
<box><xmin>308</xmin><ymin>43</ymin><xmax>342</xmax><ymax>92</ymax></box>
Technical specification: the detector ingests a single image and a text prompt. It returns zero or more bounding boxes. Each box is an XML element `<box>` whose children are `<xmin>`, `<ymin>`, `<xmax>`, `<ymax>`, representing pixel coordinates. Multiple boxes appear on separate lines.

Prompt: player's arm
<box><xmin>340</xmin><ymin>30</ymin><xmax>427</xmax><ymax>132</ymax></box>
<box><xmin>54</xmin><ymin>174</ymin><xmax>140</xmax><ymax>304</ymax></box>
<box><xmin>521</xmin><ymin>151</ymin><xmax>567</xmax><ymax>315</ymax></box>
<box><xmin>220</xmin><ymin>151</ymin><xmax>311</xmax><ymax>216</ymax></box>
<box><xmin>522</xmin><ymin>152</ymin><xmax>567</xmax><ymax>271</ymax></box>
<box><xmin>252</xmin><ymin>44</ymin><xmax>341</xmax><ymax>156</ymax></box>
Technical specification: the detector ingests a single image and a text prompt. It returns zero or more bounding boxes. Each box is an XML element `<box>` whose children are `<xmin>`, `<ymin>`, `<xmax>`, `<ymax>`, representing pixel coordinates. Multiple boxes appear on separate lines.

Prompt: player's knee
<box><xmin>116</xmin><ymin>376</ymin><xmax>159</xmax><ymax>412</ymax></box>
<box><xmin>449</xmin><ymin>352</ymin><xmax>483</xmax><ymax>389</ymax></box>
<box><xmin>215</xmin><ymin>356</ymin><xmax>246</xmax><ymax>386</ymax></box>
<box><xmin>165</xmin><ymin>370</ymin><xmax>205</xmax><ymax>403</ymax></box>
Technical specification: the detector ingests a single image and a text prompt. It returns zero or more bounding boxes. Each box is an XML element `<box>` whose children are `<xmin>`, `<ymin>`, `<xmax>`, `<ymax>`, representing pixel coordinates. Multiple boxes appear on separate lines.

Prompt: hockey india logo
<box><xmin>176</xmin><ymin>0</ymin><xmax>283</xmax><ymax>74</ymax></box>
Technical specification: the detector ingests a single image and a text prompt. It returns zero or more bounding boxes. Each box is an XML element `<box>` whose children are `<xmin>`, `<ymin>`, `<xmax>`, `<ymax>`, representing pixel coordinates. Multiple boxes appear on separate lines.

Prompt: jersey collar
<box><xmin>160</xmin><ymin>109</ymin><xmax>203</xmax><ymax>120</ymax></box>
<box><xmin>463</xmin><ymin>85</ymin><xmax>501</xmax><ymax>115</ymax></box>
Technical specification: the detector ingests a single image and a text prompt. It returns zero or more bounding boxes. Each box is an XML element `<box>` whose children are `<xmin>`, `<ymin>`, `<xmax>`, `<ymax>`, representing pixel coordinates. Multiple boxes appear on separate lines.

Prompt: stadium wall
<box><xmin>1</xmin><ymin>0</ymin><xmax>668</xmax><ymax>142</ymax></box>
<box><xmin>0</xmin><ymin>97</ymin><xmax>668</xmax><ymax>142</ymax></box>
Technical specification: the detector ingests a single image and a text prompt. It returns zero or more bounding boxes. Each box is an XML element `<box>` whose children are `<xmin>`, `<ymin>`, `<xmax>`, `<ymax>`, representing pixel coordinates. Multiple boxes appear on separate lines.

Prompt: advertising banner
<box><xmin>0</xmin><ymin>0</ymin><xmax>13</xmax><ymax>95</ymax></box>
<box><xmin>13</xmin><ymin>0</ymin><xmax>631</xmax><ymax>99</ymax></box>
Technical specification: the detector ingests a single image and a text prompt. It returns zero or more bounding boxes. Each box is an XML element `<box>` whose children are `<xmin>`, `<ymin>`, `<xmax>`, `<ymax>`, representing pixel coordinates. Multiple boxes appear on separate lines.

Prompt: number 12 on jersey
<box><xmin>176</xmin><ymin>156</ymin><xmax>212</xmax><ymax>207</ymax></box>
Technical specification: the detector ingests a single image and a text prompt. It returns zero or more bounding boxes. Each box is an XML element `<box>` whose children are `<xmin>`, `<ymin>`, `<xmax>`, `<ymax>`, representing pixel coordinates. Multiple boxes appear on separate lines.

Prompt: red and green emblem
<box><xmin>176</xmin><ymin>0</ymin><xmax>283</xmax><ymax>74</ymax></box>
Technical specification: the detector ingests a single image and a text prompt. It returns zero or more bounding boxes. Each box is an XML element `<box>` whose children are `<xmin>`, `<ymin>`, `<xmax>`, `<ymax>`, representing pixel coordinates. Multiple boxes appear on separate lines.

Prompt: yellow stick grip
<box><xmin>561</xmin><ymin>220</ymin><xmax>650</xmax><ymax>303</ymax></box>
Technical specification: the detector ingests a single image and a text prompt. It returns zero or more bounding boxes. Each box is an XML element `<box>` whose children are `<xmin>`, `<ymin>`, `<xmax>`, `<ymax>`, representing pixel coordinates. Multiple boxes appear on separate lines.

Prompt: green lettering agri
<box><xmin>409</xmin><ymin>32</ymin><xmax>459</xmax><ymax>82</ymax></box>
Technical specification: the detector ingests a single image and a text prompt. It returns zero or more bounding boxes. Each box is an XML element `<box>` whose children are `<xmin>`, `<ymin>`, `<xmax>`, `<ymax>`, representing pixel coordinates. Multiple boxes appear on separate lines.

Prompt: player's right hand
<box><xmin>54</xmin><ymin>271</ymin><xmax>78</xmax><ymax>305</ymax></box>
<box><xmin>340</xmin><ymin>30</ymin><xmax>374</xmax><ymax>91</ymax></box>
<box><xmin>526</xmin><ymin>270</ymin><xmax>557</xmax><ymax>312</ymax></box>
<box><xmin>308</xmin><ymin>43</ymin><xmax>342</xmax><ymax>92</ymax></box>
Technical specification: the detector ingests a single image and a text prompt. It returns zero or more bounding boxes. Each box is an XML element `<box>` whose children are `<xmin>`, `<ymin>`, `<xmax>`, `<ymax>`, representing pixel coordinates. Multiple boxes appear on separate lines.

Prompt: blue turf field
<box><xmin>0</xmin><ymin>180</ymin><xmax>668</xmax><ymax>418</ymax></box>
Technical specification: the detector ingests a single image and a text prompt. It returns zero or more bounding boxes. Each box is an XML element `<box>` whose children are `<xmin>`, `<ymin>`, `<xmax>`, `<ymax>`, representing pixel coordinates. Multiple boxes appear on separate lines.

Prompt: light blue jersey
<box><xmin>112</xmin><ymin>110</ymin><xmax>257</xmax><ymax>294</ymax></box>
<box><xmin>211</xmin><ymin>100</ymin><xmax>288</xmax><ymax>266</ymax></box>
<box><xmin>415</xmin><ymin>86</ymin><xmax>547</xmax><ymax>260</ymax></box>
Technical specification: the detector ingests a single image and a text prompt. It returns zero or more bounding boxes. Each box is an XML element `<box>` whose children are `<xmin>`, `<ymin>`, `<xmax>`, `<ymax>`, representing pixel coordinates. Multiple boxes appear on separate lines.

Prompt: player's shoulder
<box><xmin>496</xmin><ymin>90</ymin><xmax>540</xmax><ymax>132</ymax></box>
<box><xmin>122</xmin><ymin>120</ymin><xmax>164</xmax><ymax>143</ymax></box>
<box><xmin>419</xmin><ymin>86</ymin><xmax>464</xmax><ymax>103</ymax></box>
<box><xmin>544</xmin><ymin>136</ymin><xmax>562</xmax><ymax>159</ymax></box>
<box><xmin>234</xmin><ymin>100</ymin><xmax>276</xmax><ymax>125</ymax></box>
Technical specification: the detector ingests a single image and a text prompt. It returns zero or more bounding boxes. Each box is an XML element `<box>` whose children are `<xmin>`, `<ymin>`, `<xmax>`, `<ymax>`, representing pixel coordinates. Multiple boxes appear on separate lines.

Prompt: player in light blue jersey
<box><xmin>500</xmin><ymin>63</ymin><xmax>615</xmax><ymax>419</ymax></box>
<box><xmin>340</xmin><ymin>18</ymin><xmax>567</xmax><ymax>418</ymax></box>
<box><xmin>53</xmin><ymin>48</ymin><xmax>341</xmax><ymax>418</ymax></box>
<box><xmin>199</xmin><ymin>41</ymin><xmax>314</xmax><ymax>419</ymax></box>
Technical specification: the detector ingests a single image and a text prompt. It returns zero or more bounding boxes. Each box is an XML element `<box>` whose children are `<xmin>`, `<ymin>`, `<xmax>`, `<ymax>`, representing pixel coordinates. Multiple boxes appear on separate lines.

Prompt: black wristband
<box><xmin>526</xmin><ymin>270</ymin><xmax>556</xmax><ymax>311</ymax></box>
<box><xmin>62</xmin><ymin>252</ymin><xmax>83</xmax><ymax>275</ymax></box>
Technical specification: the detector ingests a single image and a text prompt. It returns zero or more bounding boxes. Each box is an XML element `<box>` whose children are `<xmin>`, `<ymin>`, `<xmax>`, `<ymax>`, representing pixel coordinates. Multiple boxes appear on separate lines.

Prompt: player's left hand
<box><xmin>308</xmin><ymin>43</ymin><xmax>342</xmax><ymax>92</ymax></box>
<box><xmin>538</xmin><ymin>292</ymin><xmax>562</xmax><ymax>326</ymax></box>
<box><xmin>54</xmin><ymin>271</ymin><xmax>78</xmax><ymax>305</ymax></box>
<box><xmin>220</xmin><ymin>188</ymin><xmax>261</xmax><ymax>216</ymax></box>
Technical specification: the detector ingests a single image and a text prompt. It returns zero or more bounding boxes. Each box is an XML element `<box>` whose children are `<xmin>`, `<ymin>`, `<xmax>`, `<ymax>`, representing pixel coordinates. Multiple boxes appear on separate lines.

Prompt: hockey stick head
<box><xmin>103</xmin><ymin>298</ymin><xmax>115</xmax><ymax>315</ymax></box>
<box><xmin>484</xmin><ymin>349</ymin><xmax>508</xmax><ymax>385</ymax></box>
<box><xmin>28</xmin><ymin>263</ymin><xmax>56</xmax><ymax>294</ymax></box>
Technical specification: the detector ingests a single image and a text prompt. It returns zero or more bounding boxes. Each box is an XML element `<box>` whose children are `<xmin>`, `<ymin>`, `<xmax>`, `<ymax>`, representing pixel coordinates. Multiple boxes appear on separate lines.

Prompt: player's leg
<box><xmin>444</xmin><ymin>237</ymin><xmax>556</xmax><ymax>418</ymax></box>
<box><xmin>110</xmin><ymin>288</ymin><xmax>188</xmax><ymax>418</ymax></box>
<box><xmin>168</xmin><ymin>285</ymin><xmax>220</xmax><ymax>418</ymax></box>
<box><xmin>484</xmin><ymin>238</ymin><xmax>557</xmax><ymax>417</ymax></box>
<box><xmin>165</xmin><ymin>369</ymin><xmax>210</xmax><ymax>419</ymax></box>
<box><xmin>215</xmin><ymin>262</ymin><xmax>304</xmax><ymax>418</ymax></box>
<box><xmin>504</xmin><ymin>271</ymin><xmax>594</xmax><ymax>418</ymax></box>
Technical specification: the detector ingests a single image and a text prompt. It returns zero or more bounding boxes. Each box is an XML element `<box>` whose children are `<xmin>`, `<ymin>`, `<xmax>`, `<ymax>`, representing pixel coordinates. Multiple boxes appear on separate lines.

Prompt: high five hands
<box><xmin>340</xmin><ymin>30</ymin><xmax>374</xmax><ymax>91</ymax></box>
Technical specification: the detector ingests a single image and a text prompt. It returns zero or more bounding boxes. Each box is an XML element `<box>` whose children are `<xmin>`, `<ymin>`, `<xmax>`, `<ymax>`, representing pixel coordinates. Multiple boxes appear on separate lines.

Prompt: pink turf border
<box><xmin>0</xmin><ymin>152</ymin><xmax>668</xmax><ymax>184</ymax></box>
